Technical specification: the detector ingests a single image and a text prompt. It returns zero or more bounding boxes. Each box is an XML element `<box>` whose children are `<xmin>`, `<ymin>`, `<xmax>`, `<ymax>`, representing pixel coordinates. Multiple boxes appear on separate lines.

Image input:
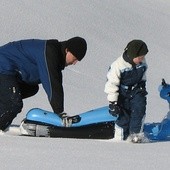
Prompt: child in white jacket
<box><xmin>104</xmin><ymin>40</ymin><xmax>149</xmax><ymax>143</ymax></box>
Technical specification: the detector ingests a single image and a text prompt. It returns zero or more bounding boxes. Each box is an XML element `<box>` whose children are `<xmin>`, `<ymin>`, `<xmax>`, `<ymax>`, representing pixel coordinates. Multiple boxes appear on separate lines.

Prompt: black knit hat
<box><xmin>66</xmin><ymin>37</ymin><xmax>87</xmax><ymax>61</ymax></box>
<box><xmin>124</xmin><ymin>40</ymin><xmax>148</xmax><ymax>59</ymax></box>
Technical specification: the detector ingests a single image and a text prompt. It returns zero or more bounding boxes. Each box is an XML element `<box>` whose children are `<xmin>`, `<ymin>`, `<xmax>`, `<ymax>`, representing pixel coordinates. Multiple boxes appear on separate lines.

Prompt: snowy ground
<box><xmin>0</xmin><ymin>0</ymin><xmax>170</xmax><ymax>169</ymax></box>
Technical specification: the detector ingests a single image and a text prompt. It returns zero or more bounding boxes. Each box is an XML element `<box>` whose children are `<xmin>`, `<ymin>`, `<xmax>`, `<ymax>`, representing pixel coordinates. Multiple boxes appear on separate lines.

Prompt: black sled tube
<box><xmin>48</xmin><ymin>122</ymin><xmax>115</xmax><ymax>139</ymax></box>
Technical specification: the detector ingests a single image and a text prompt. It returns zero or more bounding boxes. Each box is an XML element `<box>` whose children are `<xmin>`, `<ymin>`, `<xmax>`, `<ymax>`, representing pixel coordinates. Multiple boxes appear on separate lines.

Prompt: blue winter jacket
<box><xmin>0</xmin><ymin>39</ymin><xmax>65</xmax><ymax>114</ymax></box>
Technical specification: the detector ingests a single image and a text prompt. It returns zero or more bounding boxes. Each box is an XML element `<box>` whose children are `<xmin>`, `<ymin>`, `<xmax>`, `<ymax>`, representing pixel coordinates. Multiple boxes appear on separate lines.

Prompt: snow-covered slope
<box><xmin>0</xmin><ymin>1</ymin><xmax>170</xmax><ymax>169</ymax></box>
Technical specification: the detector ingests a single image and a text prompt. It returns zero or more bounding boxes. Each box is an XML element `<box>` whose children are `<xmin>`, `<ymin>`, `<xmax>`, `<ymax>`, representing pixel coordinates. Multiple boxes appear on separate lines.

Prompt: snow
<box><xmin>0</xmin><ymin>0</ymin><xmax>170</xmax><ymax>169</ymax></box>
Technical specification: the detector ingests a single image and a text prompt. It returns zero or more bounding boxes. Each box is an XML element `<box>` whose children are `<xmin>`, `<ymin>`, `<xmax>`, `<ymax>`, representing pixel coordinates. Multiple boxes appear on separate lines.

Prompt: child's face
<box><xmin>133</xmin><ymin>55</ymin><xmax>145</xmax><ymax>64</ymax></box>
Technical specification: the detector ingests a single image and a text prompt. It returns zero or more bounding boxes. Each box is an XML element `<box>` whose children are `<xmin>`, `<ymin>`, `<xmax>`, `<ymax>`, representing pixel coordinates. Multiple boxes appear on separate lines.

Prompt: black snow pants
<box><xmin>0</xmin><ymin>74</ymin><xmax>39</xmax><ymax>130</ymax></box>
<box><xmin>116</xmin><ymin>85</ymin><xmax>147</xmax><ymax>140</ymax></box>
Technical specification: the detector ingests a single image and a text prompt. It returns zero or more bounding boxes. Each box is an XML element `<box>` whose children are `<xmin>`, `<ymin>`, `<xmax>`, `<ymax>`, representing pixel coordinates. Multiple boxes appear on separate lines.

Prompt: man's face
<box><xmin>65</xmin><ymin>50</ymin><xmax>78</xmax><ymax>66</ymax></box>
<box><xmin>133</xmin><ymin>55</ymin><xmax>145</xmax><ymax>65</ymax></box>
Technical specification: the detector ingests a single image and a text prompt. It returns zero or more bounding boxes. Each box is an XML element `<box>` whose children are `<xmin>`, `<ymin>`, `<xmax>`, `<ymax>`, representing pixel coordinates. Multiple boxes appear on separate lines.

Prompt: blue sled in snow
<box><xmin>26</xmin><ymin>106</ymin><xmax>117</xmax><ymax>127</ymax></box>
<box><xmin>21</xmin><ymin>79</ymin><xmax>170</xmax><ymax>141</ymax></box>
<box><xmin>144</xmin><ymin>78</ymin><xmax>170</xmax><ymax>141</ymax></box>
<box><xmin>22</xmin><ymin>106</ymin><xmax>117</xmax><ymax>139</ymax></box>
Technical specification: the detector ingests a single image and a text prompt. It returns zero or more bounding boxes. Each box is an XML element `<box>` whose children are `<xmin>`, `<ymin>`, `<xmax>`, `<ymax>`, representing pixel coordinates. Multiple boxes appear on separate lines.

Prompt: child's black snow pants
<box><xmin>116</xmin><ymin>85</ymin><xmax>147</xmax><ymax>140</ymax></box>
<box><xmin>0</xmin><ymin>74</ymin><xmax>39</xmax><ymax>131</ymax></box>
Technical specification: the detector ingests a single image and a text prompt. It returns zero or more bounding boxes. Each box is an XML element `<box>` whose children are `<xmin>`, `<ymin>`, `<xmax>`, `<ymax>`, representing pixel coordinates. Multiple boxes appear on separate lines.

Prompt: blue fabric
<box><xmin>120</xmin><ymin>63</ymin><xmax>147</xmax><ymax>86</ymax></box>
<box><xmin>159</xmin><ymin>84</ymin><xmax>170</xmax><ymax>103</ymax></box>
<box><xmin>0</xmin><ymin>39</ymin><xmax>51</xmax><ymax>99</ymax></box>
<box><xmin>116</xmin><ymin>86</ymin><xmax>147</xmax><ymax>139</ymax></box>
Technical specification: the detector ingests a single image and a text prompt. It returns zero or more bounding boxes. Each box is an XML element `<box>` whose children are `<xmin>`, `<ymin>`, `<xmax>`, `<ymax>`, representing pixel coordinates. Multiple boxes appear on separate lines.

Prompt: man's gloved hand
<box><xmin>109</xmin><ymin>101</ymin><xmax>122</xmax><ymax>117</ymax></box>
<box><xmin>58</xmin><ymin>112</ymin><xmax>72</xmax><ymax>127</ymax></box>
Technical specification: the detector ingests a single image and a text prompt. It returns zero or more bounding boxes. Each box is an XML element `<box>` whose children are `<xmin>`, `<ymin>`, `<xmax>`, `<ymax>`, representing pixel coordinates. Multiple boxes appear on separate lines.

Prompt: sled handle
<box><xmin>162</xmin><ymin>78</ymin><xmax>167</xmax><ymax>87</ymax></box>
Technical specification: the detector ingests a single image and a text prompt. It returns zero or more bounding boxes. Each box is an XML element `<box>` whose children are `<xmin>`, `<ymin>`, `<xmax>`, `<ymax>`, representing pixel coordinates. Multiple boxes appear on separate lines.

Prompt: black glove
<box><xmin>58</xmin><ymin>112</ymin><xmax>67</xmax><ymax>118</ymax></box>
<box><xmin>138</xmin><ymin>81</ymin><xmax>148</xmax><ymax>96</ymax></box>
<box><xmin>138</xmin><ymin>81</ymin><xmax>146</xmax><ymax>88</ymax></box>
<box><xmin>58</xmin><ymin>112</ymin><xmax>72</xmax><ymax>127</ymax></box>
<box><xmin>109</xmin><ymin>101</ymin><xmax>122</xmax><ymax>117</ymax></box>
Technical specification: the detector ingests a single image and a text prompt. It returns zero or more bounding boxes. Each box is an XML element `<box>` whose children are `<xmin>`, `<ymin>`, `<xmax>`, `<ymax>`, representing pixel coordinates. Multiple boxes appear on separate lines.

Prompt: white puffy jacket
<box><xmin>104</xmin><ymin>55</ymin><xmax>147</xmax><ymax>102</ymax></box>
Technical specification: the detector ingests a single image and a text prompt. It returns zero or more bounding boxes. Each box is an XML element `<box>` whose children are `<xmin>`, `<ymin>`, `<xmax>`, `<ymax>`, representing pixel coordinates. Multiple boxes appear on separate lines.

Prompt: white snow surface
<box><xmin>0</xmin><ymin>0</ymin><xmax>170</xmax><ymax>169</ymax></box>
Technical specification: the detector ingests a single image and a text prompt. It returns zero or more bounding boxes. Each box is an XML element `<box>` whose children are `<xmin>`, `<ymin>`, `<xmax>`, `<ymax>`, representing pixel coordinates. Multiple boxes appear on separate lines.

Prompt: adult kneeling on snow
<box><xmin>0</xmin><ymin>37</ymin><xmax>87</xmax><ymax>131</ymax></box>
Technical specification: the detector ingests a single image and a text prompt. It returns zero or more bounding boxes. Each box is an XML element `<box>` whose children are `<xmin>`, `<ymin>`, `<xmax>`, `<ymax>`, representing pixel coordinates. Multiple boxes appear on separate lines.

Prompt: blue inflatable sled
<box><xmin>21</xmin><ymin>79</ymin><xmax>170</xmax><ymax>141</ymax></box>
